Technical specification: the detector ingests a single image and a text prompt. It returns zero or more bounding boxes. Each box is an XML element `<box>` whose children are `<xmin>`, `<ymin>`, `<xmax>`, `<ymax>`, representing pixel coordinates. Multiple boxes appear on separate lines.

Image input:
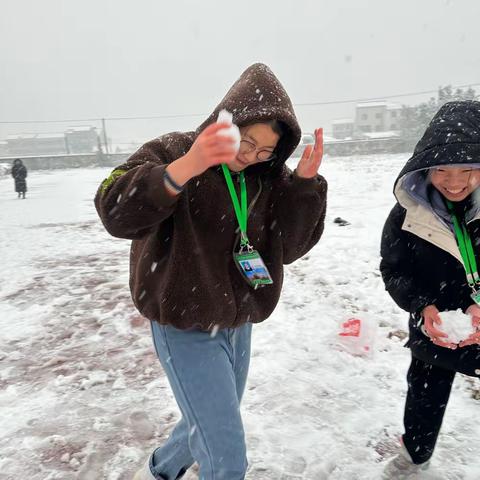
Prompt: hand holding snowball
<box><xmin>459</xmin><ymin>304</ymin><xmax>480</xmax><ymax>347</ymax></box>
<box><xmin>165</xmin><ymin>120</ymin><xmax>238</xmax><ymax>191</ymax></box>
<box><xmin>188</xmin><ymin>122</ymin><xmax>238</xmax><ymax>175</ymax></box>
<box><xmin>422</xmin><ymin>305</ymin><xmax>457</xmax><ymax>349</ymax></box>
<box><xmin>436</xmin><ymin>310</ymin><xmax>475</xmax><ymax>345</ymax></box>
<box><xmin>186</xmin><ymin>109</ymin><xmax>240</xmax><ymax>175</ymax></box>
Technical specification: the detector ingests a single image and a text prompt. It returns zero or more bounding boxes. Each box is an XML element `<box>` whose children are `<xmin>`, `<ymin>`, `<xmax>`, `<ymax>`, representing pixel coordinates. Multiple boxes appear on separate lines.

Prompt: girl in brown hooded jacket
<box><xmin>95</xmin><ymin>63</ymin><xmax>327</xmax><ymax>480</ymax></box>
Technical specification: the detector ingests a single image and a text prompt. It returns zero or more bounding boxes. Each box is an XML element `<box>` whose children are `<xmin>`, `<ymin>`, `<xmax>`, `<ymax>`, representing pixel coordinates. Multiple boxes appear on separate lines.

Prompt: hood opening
<box><xmin>195</xmin><ymin>63</ymin><xmax>302</xmax><ymax>176</ymax></box>
<box><xmin>397</xmin><ymin>164</ymin><xmax>480</xmax><ymax>225</ymax></box>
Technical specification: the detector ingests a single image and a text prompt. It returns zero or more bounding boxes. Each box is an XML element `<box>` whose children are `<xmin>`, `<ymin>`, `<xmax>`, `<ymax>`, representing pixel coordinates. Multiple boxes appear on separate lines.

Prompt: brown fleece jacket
<box><xmin>95</xmin><ymin>63</ymin><xmax>327</xmax><ymax>331</ymax></box>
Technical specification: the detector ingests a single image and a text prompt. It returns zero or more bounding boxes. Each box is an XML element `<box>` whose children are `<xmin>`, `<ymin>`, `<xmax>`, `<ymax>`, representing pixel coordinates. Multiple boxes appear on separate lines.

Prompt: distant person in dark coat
<box><xmin>11</xmin><ymin>159</ymin><xmax>27</xmax><ymax>199</ymax></box>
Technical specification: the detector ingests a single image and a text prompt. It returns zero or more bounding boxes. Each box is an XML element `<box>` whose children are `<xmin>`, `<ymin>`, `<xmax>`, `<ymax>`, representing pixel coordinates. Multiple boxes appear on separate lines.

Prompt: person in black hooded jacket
<box><xmin>380</xmin><ymin>101</ymin><xmax>480</xmax><ymax>477</ymax></box>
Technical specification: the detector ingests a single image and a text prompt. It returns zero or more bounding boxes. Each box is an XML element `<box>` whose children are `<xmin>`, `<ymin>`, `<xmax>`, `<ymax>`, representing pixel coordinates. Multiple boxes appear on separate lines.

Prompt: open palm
<box><xmin>296</xmin><ymin>128</ymin><xmax>323</xmax><ymax>178</ymax></box>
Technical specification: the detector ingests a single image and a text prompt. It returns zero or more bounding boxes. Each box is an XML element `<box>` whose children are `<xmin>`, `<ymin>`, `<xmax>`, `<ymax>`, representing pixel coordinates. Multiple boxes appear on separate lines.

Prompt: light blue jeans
<box><xmin>149</xmin><ymin>321</ymin><xmax>253</xmax><ymax>480</ymax></box>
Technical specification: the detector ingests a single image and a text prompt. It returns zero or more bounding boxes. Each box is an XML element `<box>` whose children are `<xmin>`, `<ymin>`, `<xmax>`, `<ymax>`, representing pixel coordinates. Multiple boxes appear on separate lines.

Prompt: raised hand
<box><xmin>187</xmin><ymin>122</ymin><xmax>238</xmax><ymax>175</ymax></box>
<box><xmin>295</xmin><ymin>128</ymin><xmax>323</xmax><ymax>179</ymax></box>
<box><xmin>165</xmin><ymin>123</ymin><xmax>237</xmax><ymax>192</ymax></box>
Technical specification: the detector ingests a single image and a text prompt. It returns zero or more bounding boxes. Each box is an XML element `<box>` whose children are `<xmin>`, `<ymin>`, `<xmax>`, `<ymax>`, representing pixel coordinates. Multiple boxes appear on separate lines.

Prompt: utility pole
<box><xmin>102</xmin><ymin>118</ymin><xmax>109</xmax><ymax>154</ymax></box>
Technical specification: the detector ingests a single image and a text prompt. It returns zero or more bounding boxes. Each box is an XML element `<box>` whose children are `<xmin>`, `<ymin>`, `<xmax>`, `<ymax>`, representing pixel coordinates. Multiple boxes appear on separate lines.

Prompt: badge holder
<box><xmin>471</xmin><ymin>288</ymin><xmax>480</xmax><ymax>305</ymax></box>
<box><xmin>234</xmin><ymin>234</ymin><xmax>273</xmax><ymax>288</ymax></box>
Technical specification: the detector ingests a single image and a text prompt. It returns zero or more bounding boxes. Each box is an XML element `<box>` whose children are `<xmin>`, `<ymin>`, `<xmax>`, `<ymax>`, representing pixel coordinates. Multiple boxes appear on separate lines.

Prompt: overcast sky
<box><xmin>1</xmin><ymin>0</ymin><xmax>479</xmax><ymax>145</ymax></box>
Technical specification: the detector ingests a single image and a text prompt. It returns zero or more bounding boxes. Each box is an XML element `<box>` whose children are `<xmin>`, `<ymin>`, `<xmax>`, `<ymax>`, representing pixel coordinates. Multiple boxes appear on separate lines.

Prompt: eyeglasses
<box><xmin>239</xmin><ymin>139</ymin><xmax>276</xmax><ymax>162</ymax></box>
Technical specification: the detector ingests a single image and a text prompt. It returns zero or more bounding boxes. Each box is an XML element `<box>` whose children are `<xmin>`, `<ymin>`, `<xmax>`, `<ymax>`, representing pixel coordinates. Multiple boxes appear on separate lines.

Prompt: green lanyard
<box><xmin>221</xmin><ymin>164</ymin><xmax>249</xmax><ymax>247</ymax></box>
<box><xmin>446</xmin><ymin>200</ymin><xmax>480</xmax><ymax>288</ymax></box>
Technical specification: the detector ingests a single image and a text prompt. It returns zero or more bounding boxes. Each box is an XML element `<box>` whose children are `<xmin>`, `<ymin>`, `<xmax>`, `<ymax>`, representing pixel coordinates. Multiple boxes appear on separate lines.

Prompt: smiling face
<box><xmin>430</xmin><ymin>166</ymin><xmax>480</xmax><ymax>202</ymax></box>
<box><xmin>226</xmin><ymin>123</ymin><xmax>280</xmax><ymax>172</ymax></box>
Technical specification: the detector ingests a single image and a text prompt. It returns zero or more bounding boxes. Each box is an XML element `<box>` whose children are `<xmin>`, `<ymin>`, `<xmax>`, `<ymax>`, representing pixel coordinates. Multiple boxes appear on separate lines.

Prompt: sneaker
<box><xmin>382</xmin><ymin>443</ymin><xmax>430</xmax><ymax>479</ymax></box>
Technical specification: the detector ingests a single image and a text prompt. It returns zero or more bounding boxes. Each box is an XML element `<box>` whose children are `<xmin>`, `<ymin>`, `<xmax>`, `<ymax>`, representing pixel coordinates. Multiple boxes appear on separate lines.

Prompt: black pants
<box><xmin>402</xmin><ymin>356</ymin><xmax>456</xmax><ymax>464</ymax></box>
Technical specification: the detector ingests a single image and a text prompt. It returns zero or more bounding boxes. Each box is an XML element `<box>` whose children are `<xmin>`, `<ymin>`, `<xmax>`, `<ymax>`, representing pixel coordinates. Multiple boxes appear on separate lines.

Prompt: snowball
<box><xmin>216</xmin><ymin>109</ymin><xmax>240</xmax><ymax>152</ymax></box>
<box><xmin>437</xmin><ymin>309</ymin><xmax>476</xmax><ymax>344</ymax></box>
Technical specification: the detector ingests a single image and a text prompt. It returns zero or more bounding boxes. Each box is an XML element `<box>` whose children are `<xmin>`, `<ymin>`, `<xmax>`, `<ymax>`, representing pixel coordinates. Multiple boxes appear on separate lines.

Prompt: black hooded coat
<box><xmin>380</xmin><ymin>101</ymin><xmax>480</xmax><ymax>376</ymax></box>
<box><xmin>12</xmin><ymin>161</ymin><xmax>27</xmax><ymax>193</ymax></box>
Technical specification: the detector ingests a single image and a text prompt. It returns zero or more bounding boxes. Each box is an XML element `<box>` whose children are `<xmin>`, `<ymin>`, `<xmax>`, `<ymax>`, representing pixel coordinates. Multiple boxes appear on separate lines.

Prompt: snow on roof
<box><xmin>356</xmin><ymin>102</ymin><xmax>388</xmax><ymax>108</ymax></box>
<box><xmin>362</xmin><ymin>131</ymin><xmax>400</xmax><ymax>139</ymax></box>
<box><xmin>66</xmin><ymin>126</ymin><xmax>96</xmax><ymax>132</ymax></box>
<box><xmin>7</xmin><ymin>133</ymin><xmax>64</xmax><ymax>140</ymax></box>
<box><xmin>332</xmin><ymin>119</ymin><xmax>354</xmax><ymax>125</ymax></box>
<box><xmin>356</xmin><ymin>101</ymin><xmax>402</xmax><ymax>110</ymax></box>
<box><xmin>7</xmin><ymin>133</ymin><xmax>37</xmax><ymax>140</ymax></box>
<box><xmin>37</xmin><ymin>133</ymin><xmax>65</xmax><ymax>139</ymax></box>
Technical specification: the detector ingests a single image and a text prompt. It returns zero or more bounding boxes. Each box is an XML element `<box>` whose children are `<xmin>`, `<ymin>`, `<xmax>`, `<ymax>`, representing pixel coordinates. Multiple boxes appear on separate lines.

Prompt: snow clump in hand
<box><xmin>216</xmin><ymin>109</ymin><xmax>241</xmax><ymax>152</ymax></box>
<box><xmin>438</xmin><ymin>309</ymin><xmax>476</xmax><ymax>344</ymax></box>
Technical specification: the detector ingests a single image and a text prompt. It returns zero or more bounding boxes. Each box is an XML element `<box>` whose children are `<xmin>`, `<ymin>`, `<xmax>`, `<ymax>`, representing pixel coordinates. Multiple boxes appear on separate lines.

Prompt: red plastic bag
<box><xmin>337</xmin><ymin>317</ymin><xmax>376</xmax><ymax>357</ymax></box>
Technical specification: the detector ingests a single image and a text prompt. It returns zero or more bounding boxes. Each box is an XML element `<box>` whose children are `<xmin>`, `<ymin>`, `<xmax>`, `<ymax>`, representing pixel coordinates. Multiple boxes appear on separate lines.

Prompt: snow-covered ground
<box><xmin>0</xmin><ymin>156</ymin><xmax>478</xmax><ymax>480</ymax></box>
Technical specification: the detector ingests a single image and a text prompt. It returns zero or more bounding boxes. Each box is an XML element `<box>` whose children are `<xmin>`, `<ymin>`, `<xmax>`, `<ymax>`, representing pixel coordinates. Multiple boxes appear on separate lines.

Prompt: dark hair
<box><xmin>238</xmin><ymin>119</ymin><xmax>290</xmax><ymax>177</ymax></box>
<box><xmin>263</xmin><ymin>119</ymin><xmax>285</xmax><ymax>138</ymax></box>
<box><xmin>266</xmin><ymin>120</ymin><xmax>288</xmax><ymax>161</ymax></box>
<box><xmin>241</xmin><ymin>119</ymin><xmax>285</xmax><ymax>138</ymax></box>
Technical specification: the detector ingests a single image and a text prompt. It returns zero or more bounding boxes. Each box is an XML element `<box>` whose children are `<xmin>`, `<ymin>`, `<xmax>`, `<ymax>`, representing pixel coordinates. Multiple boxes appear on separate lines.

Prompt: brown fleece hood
<box><xmin>197</xmin><ymin>63</ymin><xmax>301</xmax><ymax>172</ymax></box>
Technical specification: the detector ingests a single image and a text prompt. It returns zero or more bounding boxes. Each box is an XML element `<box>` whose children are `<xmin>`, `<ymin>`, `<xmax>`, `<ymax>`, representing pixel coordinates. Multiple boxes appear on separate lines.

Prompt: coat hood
<box><xmin>394</xmin><ymin>101</ymin><xmax>480</xmax><ymax>225</ymax></box>
<box><xmin>196</xmin><ymin>63</ymin><xmax>302</xmax><ymax>175</ymax></box>
<box><xmin>396</xmin><ymin>100</ymin><xmax>480</xmax><ymax>183</ymax></box>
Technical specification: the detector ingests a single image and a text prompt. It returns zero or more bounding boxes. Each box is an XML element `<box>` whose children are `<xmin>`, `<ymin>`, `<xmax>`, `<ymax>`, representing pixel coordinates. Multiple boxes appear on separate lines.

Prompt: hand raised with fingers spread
<box><xmin>295</xmin><ymin>128</ymin><xmax>323</xmax><ymax>179</ymax></box>
<box><xmin>422</xmin><ymin>305</ymin><xmax>457</xmax><ymax>349</ymax></box>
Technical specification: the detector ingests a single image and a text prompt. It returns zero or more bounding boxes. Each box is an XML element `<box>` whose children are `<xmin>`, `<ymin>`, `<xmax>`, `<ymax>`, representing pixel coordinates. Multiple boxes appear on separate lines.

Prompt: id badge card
<box><xmin>234</xmin><ymin>250</ymin><xmax>273</xmax><ymax>287</ymax></box>
<box><xmin>471</xmin><ymin>289</ymin><xmax>480</xmax><ymax>305</ymax></box>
